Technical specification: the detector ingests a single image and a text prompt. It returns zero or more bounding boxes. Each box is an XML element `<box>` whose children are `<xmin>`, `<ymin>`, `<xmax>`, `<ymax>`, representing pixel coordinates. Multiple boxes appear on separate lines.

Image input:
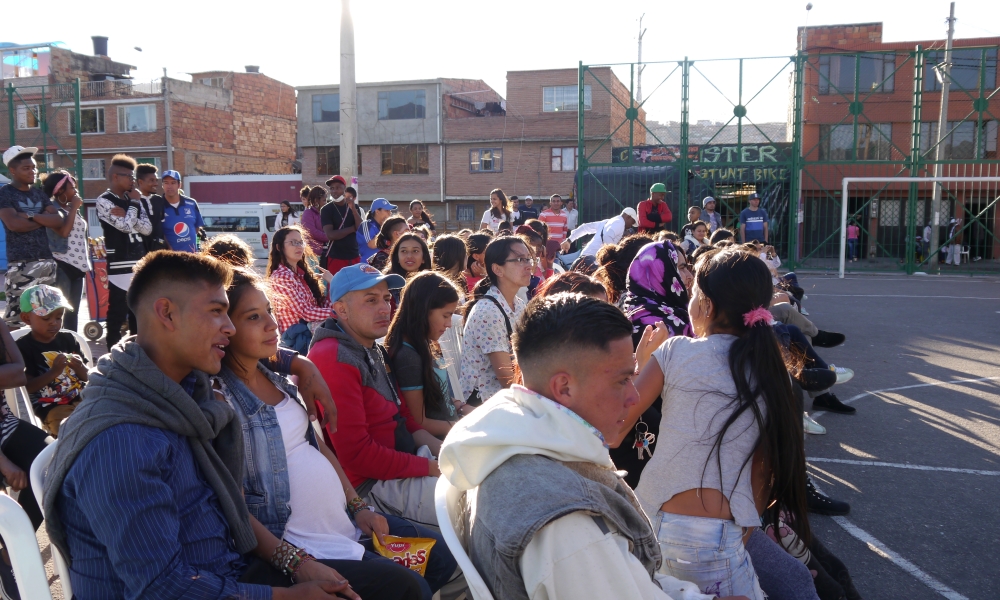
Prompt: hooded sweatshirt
<box><xmin>439</xmin><ymin>385</ymin><xmax>713</xmax><ymax>600</ymax></box>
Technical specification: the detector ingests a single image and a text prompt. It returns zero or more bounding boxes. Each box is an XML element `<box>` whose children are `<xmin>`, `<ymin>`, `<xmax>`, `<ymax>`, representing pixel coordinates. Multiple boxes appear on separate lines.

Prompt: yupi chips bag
<box><xmin>372</xmin><ymin>535</ymin><xmax>436</xmax><ymax>576</ymax></box>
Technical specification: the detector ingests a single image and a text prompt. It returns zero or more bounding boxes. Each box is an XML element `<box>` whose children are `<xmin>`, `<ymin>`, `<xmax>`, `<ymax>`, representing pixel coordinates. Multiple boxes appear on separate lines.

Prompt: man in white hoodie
<box><xmin>439</xmin><ymin>294</ymin><xmax>740</xmax><ymax>600</ymax></box>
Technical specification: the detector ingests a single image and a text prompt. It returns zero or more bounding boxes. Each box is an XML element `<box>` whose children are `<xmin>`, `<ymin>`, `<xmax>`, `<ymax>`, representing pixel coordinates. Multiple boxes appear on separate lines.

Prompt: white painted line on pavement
<box><xmin>806</xmin><ymin>294</ymin><xmax>1000</xmax><ymax>299</ymax></box>
<box><xmin>808</xmin><ymin>480</ymin><xmax>969</xmax><ymax>599</ymax></box>
<box><xmin>812</xmin><ymin>375</ymin><xmax>1000</xmax><ymax>419</ymax></box>
<box><xmin>831</xmin><ymin>517</ymin><xmax>969</xmax><ymax>600</ymax></box>
<box><xmin>807</xmin><ymin>457</ymin><xmax>1000</xmax><ymax>476</ymax></box>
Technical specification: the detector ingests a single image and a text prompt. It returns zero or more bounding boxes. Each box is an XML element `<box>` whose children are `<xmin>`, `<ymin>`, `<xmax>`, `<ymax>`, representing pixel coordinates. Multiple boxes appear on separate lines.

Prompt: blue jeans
<box><xmin>847</xmin><ymin>238</ymin><xmax>857</xmax><ymax>259</ymax></box>
<box><xmin>653</xmin><ymin>512</ymin><xmax>765</xmax><ymax>600</ymax></box>
<box><xmin>361</xmin><ymin>514</ymin><xmax>458</xmax><ymax>600</ymax></box>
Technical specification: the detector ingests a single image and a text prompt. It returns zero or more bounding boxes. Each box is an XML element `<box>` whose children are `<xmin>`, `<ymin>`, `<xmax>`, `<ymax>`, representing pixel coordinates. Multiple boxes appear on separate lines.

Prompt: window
<box><xmin>378</xmin><ymin>90</ymin><xmax>426</xmax><ymax>120</ymax></box>
<box><xmin>200</xmin><ymin>77</ymin><xmax>224</xmax><ymax>88</ymax></box>
<box><xmin>136</xmin><ymin>157</ymin><xmax>162</xmax><ymax>169</ymax></box>
<box><xmin>551</xmin><ymin>147</ymin><xmax>577</xmax><ymax>171</ymax></box>
<box><xmin>470</xmin><ymin>148</ymin><xmax>503</xmax><ymax>173</ymax></box>
<box><xmin>317</xmin><ymin>147</ymin><xmax>363</xmax><ymax>176</ymax></box>
<box><xmin>543</xmin><ymin>85</ymin><xmax>592</xmax><ymax>112</ymax></box>
<box><xmin>818</xmin><ymin>54</ymin><xmax>895</xmax><ymax>95</ymax></box>
<box><xmin>201</xmin><ymin>216</ymin><xmax>263</xmax><ymax>233</ymax></box>
<box><xmin>16</xmin><ymin>105</ymin><xmax>39</xmax><ymax>129</ymax></box>
<box><xmin>818</xmin><ymin>123</ymin><xmax>893</xmax><ymax>160</ymax></box>
<box><xmin>879</xmin><ymin>199</ymin><xmax>902</xmax><ymax>226</ymax></box>
<box><xmin>381</xmin><ymin>145</ymin><xmax>428</xmax><ymax>175</ymax></box>
<box><xmin>925</xmin><ymin>48</ymin><xmax>998</xmax><ymax>92</ymax></box>
<box><xmin>71</xmin><ymin>108</ymin><xmax>105</xmax><ymax>134</ymax></box>
<box><xmin>920</xmin><ymin>121</ymin><xmax>998</xmax><ymax>159</ymax></box>
<box><xmin>456</xmin><ymin>204</ymin><xmax>475</xmax><ymax>222</ymax></box>
<box><xmin>1</xmin><ymin>47</ymin><xmax>50</xmax><ymax>79</ymax></box>
<box><xmin>37</xmin><ymin>153</ymin><xmax>55</xmax><ymax>172</ymax></box>
<box><xmin>118</xmin><ymin>105</ymin><xmax>156</xmax><ymax>132</ymax></box>
<box><xmin>312</xmin><ymin>93</ymin><xmax>340</xmax><ymax>122</ymax></box>
<box><xmin>82</xmin><ymin>159</ymin><xmax>106</xmax><ymax>179</ymax></box>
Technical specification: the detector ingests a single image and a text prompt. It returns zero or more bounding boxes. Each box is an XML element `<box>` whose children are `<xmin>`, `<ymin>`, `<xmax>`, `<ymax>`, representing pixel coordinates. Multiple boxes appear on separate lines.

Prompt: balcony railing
<box><xmin>51</xmin><ymin>79</ymin><xmax>162</xmax><ymax>101</ymax></box>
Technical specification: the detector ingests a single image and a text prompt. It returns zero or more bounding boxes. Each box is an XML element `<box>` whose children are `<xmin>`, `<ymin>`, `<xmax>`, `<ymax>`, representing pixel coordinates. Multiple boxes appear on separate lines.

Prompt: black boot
<box><xmin>813</xmin><ymin>392</ymin><xmax>857</xmax><ymax>415</ymax></box>
<box><xmin>798</xmin><ymin>368</ymin><xmax>838</xmax><ymax>392</ymax></box>
<box><xmin>812</xmin><ymin>330</ymin><xmax>846</xmax><ymax>348</ymax></box>
<box><xmin>807</xmin><ymin>477</ymin><xmax>851</xmax><ymax>516</ymax></box>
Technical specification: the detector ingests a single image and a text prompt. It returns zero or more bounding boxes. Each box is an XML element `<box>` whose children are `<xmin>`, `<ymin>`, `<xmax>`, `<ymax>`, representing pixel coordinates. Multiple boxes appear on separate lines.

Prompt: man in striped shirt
<box><xmin>538</xmin><ymin>194</ymin><xmax>569</xmax><ymax>244</ymax></box>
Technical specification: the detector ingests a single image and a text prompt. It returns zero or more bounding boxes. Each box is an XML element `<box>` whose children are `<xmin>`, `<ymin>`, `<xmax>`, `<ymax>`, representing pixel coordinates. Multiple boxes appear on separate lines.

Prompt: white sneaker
<box><xmin>800</xmin><ymin>306</ymin><xmax>810</xmax><ymax>316</ymax></box>
<box><xmin>802</xmin><ymin>294</ymin><xmax>809</xmax><ymax>300</ymax></box>
<box><xmin>803</xmin><ymin>413</ymin><xmax>827</xmax><ymax>435</ymax></box>
<box><xmin>829</xmin><ymin>364</ymin><xmax>854</xmax><ymax>384</ymax></box>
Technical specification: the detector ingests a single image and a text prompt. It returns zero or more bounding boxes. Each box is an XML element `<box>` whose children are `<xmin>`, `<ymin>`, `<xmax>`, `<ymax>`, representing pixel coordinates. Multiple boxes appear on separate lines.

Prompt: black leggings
<box><xmin>106</xmin><ymin>284</ymin><xmax>136</xmax><ymax>349</ymax></box>
<box><xmin>1</xmin><ymin>422</ymin><xmax>50</xmax><ymax>530</ymax></box>
<box><xmin>239</xmin><ymin>556</ymin><xmax>422</xmax><ymax>600</ymax></box>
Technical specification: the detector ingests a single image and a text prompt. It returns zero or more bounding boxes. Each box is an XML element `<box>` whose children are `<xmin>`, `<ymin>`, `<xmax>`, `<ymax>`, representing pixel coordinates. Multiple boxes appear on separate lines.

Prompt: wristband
<box><xmin>347</xmin><ymin>496</ymin><xmax>371</xmax><ymax>517</ymax></box>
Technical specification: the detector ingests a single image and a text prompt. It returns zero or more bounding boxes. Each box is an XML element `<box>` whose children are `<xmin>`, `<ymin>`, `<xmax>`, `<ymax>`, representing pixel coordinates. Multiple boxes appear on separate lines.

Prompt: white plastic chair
<box><xmin>434</xmin><ymin>476</ymin><xmax>494</xmax><ymax>600</ymax></box>
<box><xmin>439</xmin><ymin>314</ymin><xmax>465</xmax><ymax>402</ymax></box>
<box><xmin>0</xmin><ymin>493</ymin><xmax>53</xmax><ymax>599</ymax></box>
<box><xmin>9</xmin><ymin>328</ymin><xmax>94</xmax><ymax>430</ymax></box>
<box><xmin>961</xmin><ymin>245</ymin><xmax>970</xmax><ymax>263</ymax></box>
<box><xmin>30</xmin><ymin>440</ymin><xmax>72</xmax><ymax>599</ymax></box>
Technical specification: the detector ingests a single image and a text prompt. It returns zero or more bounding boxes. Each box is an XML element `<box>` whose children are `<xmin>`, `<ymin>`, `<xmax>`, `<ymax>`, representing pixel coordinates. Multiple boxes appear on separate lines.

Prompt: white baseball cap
<box><xmin>2</xmin><ymin>145</ymin><xmax>38</xmax><ymax>167</ymax></box>
<box><xmin>621</xmin><ymin>207</ymin><xmax>639</xmax><ymax>221</ymax></box>
<box><xmin>524</xmin><ymin>195</ymin><xmax>533</xmax><ymax>201</ymax></box>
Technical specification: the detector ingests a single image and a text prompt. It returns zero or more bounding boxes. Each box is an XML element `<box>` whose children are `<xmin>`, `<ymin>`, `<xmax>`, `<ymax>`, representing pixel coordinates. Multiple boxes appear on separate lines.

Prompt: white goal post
<box><xmin>839</xmin><ymin>177</ymin><xmax>1000</xmax><ymax>278</ymax></box>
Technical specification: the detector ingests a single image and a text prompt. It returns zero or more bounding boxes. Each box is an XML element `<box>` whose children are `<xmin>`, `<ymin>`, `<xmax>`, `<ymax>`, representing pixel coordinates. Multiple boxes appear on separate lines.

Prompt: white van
<box><xmin>199</xmin><ymin>203</ymin><xmax>281</xmax><ymax>260</ymax></box>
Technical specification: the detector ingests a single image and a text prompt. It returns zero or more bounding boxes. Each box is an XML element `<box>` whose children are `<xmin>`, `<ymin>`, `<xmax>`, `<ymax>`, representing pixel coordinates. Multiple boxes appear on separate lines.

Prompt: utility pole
<box><xmin>929</xmin><ymin>1</ymin><xmax>955</xmax><ymax>270</ymax></box>
<box><xmin>163</xmin><ymin>67</ymin><xmax>173</xmax><ymax>171</ymax></box>
<box><xmin>636</xmin><ymin>14</ymin><xmax>646</xmax><ymax>103</ymax></box>
<box><xmin>795</xmin><ymin>3</ymin><xmax>812</xmax><ymax>264</ymax></box>
<box><xmin>340</xmin><ymin>0</ymin><xmax>357</xmax><ymax>181</ymax></box>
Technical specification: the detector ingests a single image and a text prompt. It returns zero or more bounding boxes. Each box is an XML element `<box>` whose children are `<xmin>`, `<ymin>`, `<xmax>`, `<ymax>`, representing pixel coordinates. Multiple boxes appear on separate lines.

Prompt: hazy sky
<box><xmin>16</xmin><ymin>0</ymin><xmax>1000</xmax><ymax>125</ymax></box>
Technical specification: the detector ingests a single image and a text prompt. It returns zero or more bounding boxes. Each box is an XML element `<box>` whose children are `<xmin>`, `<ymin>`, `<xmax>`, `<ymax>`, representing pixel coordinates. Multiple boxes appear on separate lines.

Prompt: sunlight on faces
<box><xmin>427</xmin><ymin>301</ymin><xmax>459</xmax><ymax>342</ymax></box>
<box><xmin>8</xmin><ymin>156</ymin><xmax>37</xmax><ymax>186</ymax></box>
<box><xmin>693</xmin><ymin>224</ymin><xmax>708</xmax><ymax>242</ymax></box>
<box><xmin>146</xmin><ymin>281</ymin><xmax>235</xmax><ymax>375</ymax></box>
<box><xmin>334</xmin><ymin>282</ymin><xmax>393</xmax><ymax>344</ymax></box>
<box><xmin>330</xmin><ymin>181</ymin><xmax>346</xmax><ymax>197</ymax></box>
<box><xmin>227</xmin><ymin>286</ymin><xmax>280</xmax><ymax>362</ymax></box>
<box><xmin>526</xmin><ymin>337</ymin><xmax>639</xmax><ymax>446</ymax></box>
<box><xmin>161</xmin><ymin>176</ymin><xmax>180</xmax><ymax>197</ymax></box>
<box><xmin>688</xmin><ymin>279</ymin><xmax>713</xmax><ymax>338</ymax></box>
<box><xmin>22</xmin><ymin>308</ymin><xmax>65</xmax><ymax>342</ymax></box>
<box><xmin>397</xmin><ymin>239</ymin><xmax>424</xmax><ymax>273</ymax></box>
<box><xmin>676</xmin><ymin>254</ymin><xmax>694</xmax><ymax>290</ymax></box>
<box><xmin>494</xmin><ymin>242</ymin><xmax>534</xmax><ymax>289</ymax></box>
<box><xmin>282</xmin><ymin>229</ymin><xmax>306</xmax><ymax>264</ymax></box>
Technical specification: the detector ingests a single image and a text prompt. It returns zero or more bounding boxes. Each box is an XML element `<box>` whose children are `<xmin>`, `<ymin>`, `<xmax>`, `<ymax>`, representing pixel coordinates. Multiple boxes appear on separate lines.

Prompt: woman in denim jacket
<box><xmin>213</xmin><ymin>268</ymin><xmax>457</xmax><ymax>600</ymax></box>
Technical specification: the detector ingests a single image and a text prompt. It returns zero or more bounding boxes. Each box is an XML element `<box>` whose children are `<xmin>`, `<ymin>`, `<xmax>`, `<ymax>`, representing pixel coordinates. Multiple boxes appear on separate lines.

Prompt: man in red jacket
<box><xmin>309</xmin><ymin>263</ymin><xmax>443</xmax><ymax>526</ymax></box>
<box><xmin>637</xmin><ymin>182</ymin><xmax>672</xmax><ymax>234</ymax></box>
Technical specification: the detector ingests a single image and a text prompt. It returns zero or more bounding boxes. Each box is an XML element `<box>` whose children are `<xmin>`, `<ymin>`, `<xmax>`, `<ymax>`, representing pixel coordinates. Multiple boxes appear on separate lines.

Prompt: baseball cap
<box><xmin>370</xmin><ymin>198</ymin><xmax>397</xmax><ymax>212</ymax></box>
<box><xmin>326</xmin><ymin>175</ymin><xmax>347</xmax><ymax>186</ymax></box>
<box><xmin>650</xmin><ymin>183</ymin><xmax>667</xmax><ymax>194</ymax></box>
<box><xmin>19</xmin><ymin>284</ymin><xmax>73</xmax><ymax>317</ymax></box>
<box><xmin>161</xmin><ymin>169</ymin><xmax>181</xmax><ymax>181</ymax></box>
<box><xmin>329</xmin><ymin>263</ymin><xmax>405</xmax><ymax>303</ymax></box>
<box><xmin>524</xmin><ymin>195</ymin><xmax>533</xmax><ymax>201</ymax></box>
<box><xmin>621</xmin><ymin>207</ymin><xmax>639</xmax><ymax>221</ymax></box>
<box><xmin>702</xmin><ymin>196</ymin><xmax>716</xmax><ymax>207</ymax></box>
<box><xmin>3</xmin><ymin>145</ymin><xmax>39</xmax><ymax>167</ymax></box>
<box><xmin>748</xmin><ymin>192</ymin><xmax>760</xmax><ymax>200</ymax></box>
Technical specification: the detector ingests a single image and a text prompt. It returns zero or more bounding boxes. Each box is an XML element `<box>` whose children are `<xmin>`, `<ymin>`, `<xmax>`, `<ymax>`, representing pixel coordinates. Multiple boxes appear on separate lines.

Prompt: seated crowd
<box><xmin>1</xmin><ymin>180</ymin><xmax>861</xmax><ymax>600</ymax></box>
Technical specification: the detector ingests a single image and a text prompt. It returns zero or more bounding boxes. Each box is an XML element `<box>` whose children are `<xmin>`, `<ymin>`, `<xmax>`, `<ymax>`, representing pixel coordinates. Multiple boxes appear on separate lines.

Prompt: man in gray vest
<box><xmin>439</xmin><ymin>294</ymin><xmax>735</xmax><ymax>600</ymax></box>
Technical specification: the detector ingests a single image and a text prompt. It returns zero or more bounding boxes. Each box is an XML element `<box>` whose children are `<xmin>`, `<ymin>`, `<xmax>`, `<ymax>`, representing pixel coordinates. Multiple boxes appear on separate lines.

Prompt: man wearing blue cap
<box><xmin>739</xmin><ymin>192</ymin><xmax>769</xmax><ymax>244</ymax></box>
<box><xmin>161</xmin><ymin>170</ymin><xmax>205</xmax><ymax>253</ymax></box>
<box><xmin>356</xmin><ymin>198</ymin><xmax>396</xmax><ymax>262</ymax></box>
<box><xmin>309</xmin><ymin>264</ymin><xmax>443</xmax><ymax>526</ymax></box>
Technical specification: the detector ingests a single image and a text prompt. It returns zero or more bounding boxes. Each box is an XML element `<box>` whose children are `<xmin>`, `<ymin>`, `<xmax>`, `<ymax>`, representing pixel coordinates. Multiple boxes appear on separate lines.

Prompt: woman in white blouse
<box><xmin>42</xmin><ymin>171</ymin><xmax>91</xmax><ymax>333</ymax></box>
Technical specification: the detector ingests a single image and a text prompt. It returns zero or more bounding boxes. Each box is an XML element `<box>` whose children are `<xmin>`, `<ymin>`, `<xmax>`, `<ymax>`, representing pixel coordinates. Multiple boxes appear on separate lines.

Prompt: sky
<box><xmin>14</xmin><ymin>0</ymin><xmax>1000</xmax><ymax>125</ymax></box>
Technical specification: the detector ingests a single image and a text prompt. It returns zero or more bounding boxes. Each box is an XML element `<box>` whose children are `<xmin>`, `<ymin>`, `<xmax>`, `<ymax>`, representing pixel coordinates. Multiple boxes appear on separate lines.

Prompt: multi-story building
<box><xmin>2</xmin><ymin>38</ymin><xmax>297</xmax><ymax>201</ymax></box>
<box><xmin>296</xmin><ymin>69</ymin><xmax>643</xmax><ymax>228</ymax></box>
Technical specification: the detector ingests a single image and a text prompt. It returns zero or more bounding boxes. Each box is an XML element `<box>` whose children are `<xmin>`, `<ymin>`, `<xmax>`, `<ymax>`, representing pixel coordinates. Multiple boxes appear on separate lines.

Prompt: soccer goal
<box><xmin>839</xmin><ymin>176</ymin><xmax>1000</xmax><ymax>278</ymax></box>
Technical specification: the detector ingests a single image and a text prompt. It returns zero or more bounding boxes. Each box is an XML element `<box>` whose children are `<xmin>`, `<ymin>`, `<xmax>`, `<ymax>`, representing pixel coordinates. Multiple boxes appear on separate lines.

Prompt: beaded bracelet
<box><xmin>284</xmin><ymin>547</ymin><xmax>315</xmax><ymax>579</ymax></box>
<box><xmin>347</xmin><ymin>496</ymin><xmax>370</xmax><ymax>517</ymax></box>
<box><xmin>270</xmin><ymin>540</ymin><xmax>298</xmax><ymax>573</ymax></box>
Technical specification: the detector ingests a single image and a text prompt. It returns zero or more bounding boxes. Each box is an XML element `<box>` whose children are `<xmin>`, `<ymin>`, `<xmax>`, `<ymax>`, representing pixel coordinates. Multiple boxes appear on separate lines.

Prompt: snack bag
<box><xmin>371</xmin><ymin>535</ymin><xmax>436</xmax><ymax>576</ymax></box>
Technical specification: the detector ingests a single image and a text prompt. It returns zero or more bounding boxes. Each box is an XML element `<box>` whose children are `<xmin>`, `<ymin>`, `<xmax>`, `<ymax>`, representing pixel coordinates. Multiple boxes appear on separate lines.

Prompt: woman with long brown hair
<box><xmin>267</xmin><ymin>226</ymin><xmax>333</xmax><ymax>352</ymax></box>
<box><xmin>300</xmin><ymin>185</ymin><xmax>329</xmax><ymax>255</ymax></box>
<box><xmin>480</xmin><ymin>188</ymin><xmax>512</xmax><ymax>233</ymax></box>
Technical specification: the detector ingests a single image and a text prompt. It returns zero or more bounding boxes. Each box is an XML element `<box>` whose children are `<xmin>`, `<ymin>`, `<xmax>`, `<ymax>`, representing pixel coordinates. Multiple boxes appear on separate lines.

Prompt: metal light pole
<box><xmin>637</xmin><ymin>14</ymin><xmax>646</xmax><ymax>104</ymax></box>
<box><xmin>340</xmin><ymin>0</ymin><xmax>357</xmax><ymax>181</ymax></box>
<box><xmin>794</xmin><ymin>3</ymin><xmax>812</xmax><ymax>264</ymax></box>
<box><xmin>929</xmin><ymin>1</ymin><xmax>956</xmax><ymax>270</ymax></box>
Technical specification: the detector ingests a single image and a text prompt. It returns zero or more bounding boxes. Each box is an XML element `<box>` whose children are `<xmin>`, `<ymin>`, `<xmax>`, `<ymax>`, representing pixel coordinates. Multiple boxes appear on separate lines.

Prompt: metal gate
<box><xmin>1</xmin><ymin>79</ymin><xmax>85</xmax><ymax>184</ymax></box>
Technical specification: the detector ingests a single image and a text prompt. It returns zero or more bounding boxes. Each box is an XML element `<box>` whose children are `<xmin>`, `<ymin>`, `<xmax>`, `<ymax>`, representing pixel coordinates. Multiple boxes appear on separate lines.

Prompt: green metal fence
<box><xmin>1</xmin><ymin>79</ymin><xmax>84</xmax><ymax>184</ymax></box>
<box><xmin>577</xmin><ymin>46</ymin><xmax>1000</xmax><ymax>275</ymax></box>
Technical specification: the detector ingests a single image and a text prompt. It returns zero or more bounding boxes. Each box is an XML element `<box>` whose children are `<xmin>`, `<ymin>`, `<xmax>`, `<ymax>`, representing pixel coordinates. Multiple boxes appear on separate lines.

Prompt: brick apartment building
<box><xmin>798</xmin><ymin>22</ymin><xmax>999</xmax><ymax>260</ymax></box>
<box><xmin>1</xmin><ymin>38</ymin><xmax>297</xmax><ymax>201</ymax></box>
<box><xmin>297</xmin><ymin>68</ymin><xmax>643</xmax><ymax>228</ymax></box>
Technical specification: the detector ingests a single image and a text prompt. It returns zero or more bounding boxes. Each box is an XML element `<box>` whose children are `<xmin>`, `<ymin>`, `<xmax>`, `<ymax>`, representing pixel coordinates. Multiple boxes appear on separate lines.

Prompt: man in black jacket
<box><xmin>98</xmin><ymin>154</ymin><xmax>151</xmax><ymax>348</ymax></box>
<box><xmin>135</xmin><ymin>163</ymin><xmax>168</xmax><ymax>252</ymax></box>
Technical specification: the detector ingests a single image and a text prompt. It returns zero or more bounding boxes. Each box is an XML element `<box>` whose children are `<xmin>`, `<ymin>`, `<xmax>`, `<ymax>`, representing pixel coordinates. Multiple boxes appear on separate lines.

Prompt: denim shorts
<box><xmin>653</xmin><ymin>511</ymin><xmax>765</xmax><ymax>600</ymax></box>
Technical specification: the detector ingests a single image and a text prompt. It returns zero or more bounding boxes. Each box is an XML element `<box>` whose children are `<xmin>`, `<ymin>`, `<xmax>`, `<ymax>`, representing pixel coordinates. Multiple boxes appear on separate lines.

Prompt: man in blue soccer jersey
<box><xmin>161</xmin><ymin>170</ymin><xmax>205</xmax><ymax>253</ymax></box>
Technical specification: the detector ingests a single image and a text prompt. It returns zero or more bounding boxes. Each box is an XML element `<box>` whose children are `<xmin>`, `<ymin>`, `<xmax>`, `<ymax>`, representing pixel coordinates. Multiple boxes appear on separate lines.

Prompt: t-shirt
<box><xmin>847</xmin><ymin>224</ymin><xmax>860</xmax><ymax>240</ymax></box>
<box><xmin>513</xmin><ymin>205</ymin><xmax>539</xmax><ymax>226</ymax></box>
<box><xmin>481</xmin><ymin>209</ymin><xmax>511</xmax><ymax>233</ymax></box>
<box><xmin>356</xmin><ymin>219</ymin><xmax>380</xmax><ymax>262</ymax></box>
<box><xmin>163</xmin><ymin>196</ymin><xmax>204</xmax><ymax>253</ymax></box>
<box><xmin>739</xmin><ymin>207</ymin><xmax>769</xmax><ymax>242</ymax></box>
<box><xmin>460</xmin><ymin>287</ymin><xmax>525</xmax><ymax>401</ymax></box>
<box><xmin>16</xmin><ymin>331</ymin><xmax>86</xmax><ymax>419</ymax></box>
<box><xmin>392</xmin><ymin>342</ymin><xmax>457</xmax><ymax>422</ymax></box>
<box><xmin>0</xmin><ymin>184</ymin><xmax>54</xmax><ymax>262</ymax></box>
<box><xmin>538</xmin><ymin>208</ymin><xmax>570</xmax><ymax>242</ymax></box>
<box><xmin>321</xmin><ymin>200</ymin><xmax>359</xmax><ymax>260</ymax></box>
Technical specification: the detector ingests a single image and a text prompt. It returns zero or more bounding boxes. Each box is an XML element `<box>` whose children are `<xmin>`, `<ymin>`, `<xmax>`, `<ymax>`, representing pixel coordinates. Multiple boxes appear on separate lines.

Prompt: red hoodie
<box><xmin>637</xmin><ymin>198</ymin><xmax>672</xmax><ymax>233</ymax></box>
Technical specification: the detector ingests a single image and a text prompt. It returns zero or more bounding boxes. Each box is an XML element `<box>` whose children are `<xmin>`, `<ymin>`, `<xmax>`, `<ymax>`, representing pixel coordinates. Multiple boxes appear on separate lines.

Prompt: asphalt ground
<box><xmin>796</xmin><ymin>273</ymin><xmax>1000</xmax><ymax>600</ymax></box>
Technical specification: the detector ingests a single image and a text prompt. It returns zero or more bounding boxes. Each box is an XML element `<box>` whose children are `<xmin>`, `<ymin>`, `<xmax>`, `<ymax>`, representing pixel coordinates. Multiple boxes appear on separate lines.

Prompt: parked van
<box><xmin>199</xmin><ymin>203</ymin><xmax>281</xmax><ymax>259</ymax></box>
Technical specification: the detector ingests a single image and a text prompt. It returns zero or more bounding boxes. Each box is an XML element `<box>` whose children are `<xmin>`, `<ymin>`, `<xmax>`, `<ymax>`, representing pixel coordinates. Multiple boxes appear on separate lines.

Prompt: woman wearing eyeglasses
<box><xmin>459</xmin><ymin>236</ymin><xmax>532</xmax><ymax>405</ymax></box>
<box><xmin>267</xmin><ymin>226</ymin><xmax>334</xmax><ymax>353</ymax></box>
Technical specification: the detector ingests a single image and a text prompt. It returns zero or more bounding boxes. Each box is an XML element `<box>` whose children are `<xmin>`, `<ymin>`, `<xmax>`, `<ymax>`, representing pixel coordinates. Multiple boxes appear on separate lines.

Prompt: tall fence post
<box><xmin>39</xmin><ymin>85</ymin><xmax>47</xmax><ymax>176</ymax></box>
<box><xmin>74</xmin><ymin>79</ymin><xmax>84</xmax><ymax>186</ymax></box>
<box><xmin>678</xmin><ymin>57</ymin><xmax>690</xmax><ymax>226</ymax></box>
<box><xmin>907</xmin><ymin>47</ymin><xmax>925</xmax><ymax>274</ymax></box>
<box><xmin>788</xmin><ymin>52</ymin><xmax>805</xmax><ymax>270</ymax></box>
<box><xmin>6</xmin><ymin>84</ymin><xmax>15</xmax><ymax>148</ymax></box>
